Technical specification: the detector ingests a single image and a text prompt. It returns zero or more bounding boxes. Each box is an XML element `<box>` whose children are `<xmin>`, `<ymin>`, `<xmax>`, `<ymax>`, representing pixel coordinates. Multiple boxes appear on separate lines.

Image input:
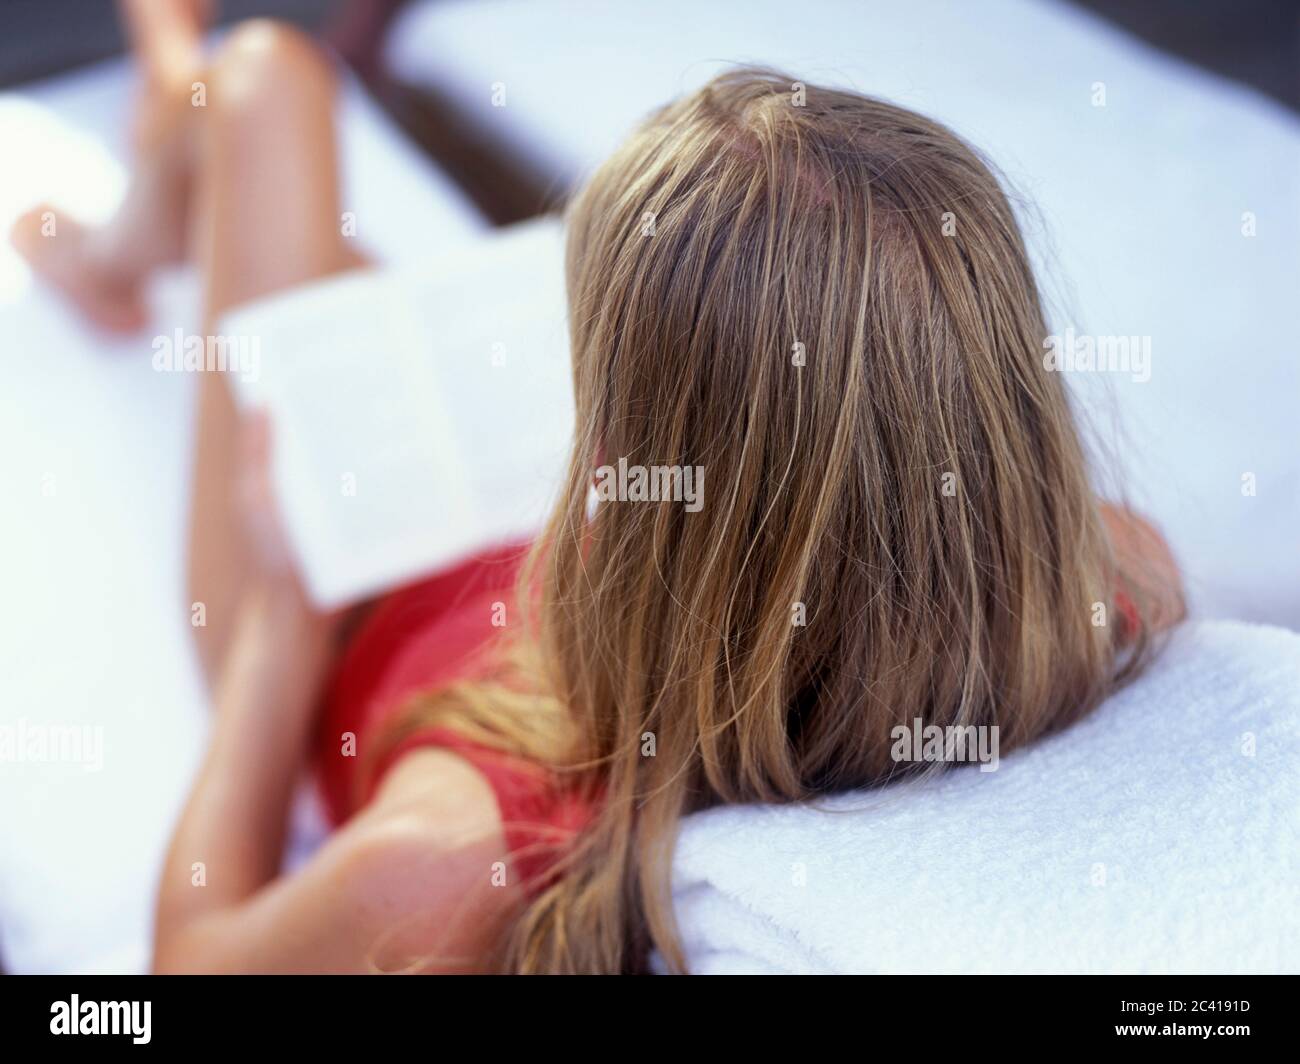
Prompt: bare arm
<box><xmin>155</xmin><ymin>584</ymin><xmax>330</xmax><ymax>934</ymax></box>
<box><xmin>153</xmin><ymin>583</ymin><xmax>517</xmax><ymax>973</ymax></box>
<box><xmin>156</xmin><ymin>416</ymin><xmax>518</xmax><ymax>972</ymax></box>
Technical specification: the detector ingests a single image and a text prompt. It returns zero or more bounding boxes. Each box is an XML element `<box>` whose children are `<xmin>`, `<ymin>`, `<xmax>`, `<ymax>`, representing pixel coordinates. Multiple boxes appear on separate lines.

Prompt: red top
<box><xmin>317</xmin><ymin>543</ymin><xmax>1144</xmax><ymax>891</ymax></box>
<box><xmin>315</xmin><ymin>542</ymin><xmax>593</xmax><ymax>890</ymax></box>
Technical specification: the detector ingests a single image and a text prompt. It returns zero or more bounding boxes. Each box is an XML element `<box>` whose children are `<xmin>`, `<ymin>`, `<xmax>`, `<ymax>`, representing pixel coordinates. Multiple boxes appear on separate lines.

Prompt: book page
<box><xmin>222</xmin><ymin>217</ymin><xmax>572</xmax><ymax>606</ymax></box>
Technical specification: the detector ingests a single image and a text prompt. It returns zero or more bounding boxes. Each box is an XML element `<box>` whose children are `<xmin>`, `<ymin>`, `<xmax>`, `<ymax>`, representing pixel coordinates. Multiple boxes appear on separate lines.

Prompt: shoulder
<box><xmin>307</xmin><ymin>747</ymin><xmax>521</xmax><ymax>972</ymax></box>
<box><xmin>369</xmin><ymin>743</ymin><xmax>507</xmax><ymax>841</ymax></box>
<box><xmin>154</xmin><ymin>747</ymin><xmax>521</xmax><ymax>973</ymax></box>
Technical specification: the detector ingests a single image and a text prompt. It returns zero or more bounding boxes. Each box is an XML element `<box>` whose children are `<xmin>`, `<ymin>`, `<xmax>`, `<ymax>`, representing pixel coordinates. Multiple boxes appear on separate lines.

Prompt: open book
<box><xmin>223</xmin><ymin>217</ymin><xmax>573</xmax><ymax>608</ymax></box>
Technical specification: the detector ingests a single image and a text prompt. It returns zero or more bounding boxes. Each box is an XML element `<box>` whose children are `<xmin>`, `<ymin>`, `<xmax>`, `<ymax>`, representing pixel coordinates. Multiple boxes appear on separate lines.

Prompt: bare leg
<box><xmin>187</xmin><ymin>22</ymin><xmax>359</xmax><ymax>684</ymax></box>
<box><xmin>118</xmin><ymin>0</ymin><xmax>212</xmax><ymax>153</ymax></box>
<box><xmin>14</xmin><ymin>14</ymin><xmax>364</xmax><ymax>683</ymax></box>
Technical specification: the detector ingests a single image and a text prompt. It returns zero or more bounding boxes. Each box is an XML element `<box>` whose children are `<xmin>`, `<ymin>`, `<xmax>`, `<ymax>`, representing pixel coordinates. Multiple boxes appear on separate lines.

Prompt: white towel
<box><xmin>664</xmin><ymin>621</ymin><xmax>1300</xmax><ymax>974</ymax></box>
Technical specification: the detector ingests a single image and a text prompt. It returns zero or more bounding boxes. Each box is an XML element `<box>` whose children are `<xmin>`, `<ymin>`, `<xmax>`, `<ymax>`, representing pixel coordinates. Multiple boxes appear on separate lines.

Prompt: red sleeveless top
<box><xmin>316</xmin><ymin>542</ymin><xmax>1144</xmax><ymax>891</ymax></box>
<box><xmin>314</xmin><ymin>542</ymin><xmax>593</xmax><ymax>890</ymax></box>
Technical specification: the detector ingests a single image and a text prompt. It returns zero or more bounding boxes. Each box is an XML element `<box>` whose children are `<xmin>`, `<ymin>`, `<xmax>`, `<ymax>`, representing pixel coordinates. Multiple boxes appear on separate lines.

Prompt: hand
<box><xmin>237</xmin><ymin>408</ymin><xmax>301</xmax><ymax>585</ymax></box>
<box><xmin>1100</xmin><ymin>503</ymin><xmax>1186</xmax><ymax>634</ymax></box>
<box><xmin>233</xmin><ymin>409</ymin><xmax>342</xmax><ymax>669</ymax></box>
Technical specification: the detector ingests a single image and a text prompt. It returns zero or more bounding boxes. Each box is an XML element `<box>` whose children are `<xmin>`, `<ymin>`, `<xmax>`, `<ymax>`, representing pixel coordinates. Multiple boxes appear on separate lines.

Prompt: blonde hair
<box><xmin>376</xmin><ymin>69</ymin><xmax>1155</xmax><ymax>973</ymax></box>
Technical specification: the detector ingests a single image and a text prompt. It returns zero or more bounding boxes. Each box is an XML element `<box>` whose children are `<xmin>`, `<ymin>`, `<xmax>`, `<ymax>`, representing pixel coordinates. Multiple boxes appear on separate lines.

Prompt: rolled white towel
<box><xmin>665</xmin><ymin>621</ymin><xmax>1300</xmax><ymax>974</ymax></box>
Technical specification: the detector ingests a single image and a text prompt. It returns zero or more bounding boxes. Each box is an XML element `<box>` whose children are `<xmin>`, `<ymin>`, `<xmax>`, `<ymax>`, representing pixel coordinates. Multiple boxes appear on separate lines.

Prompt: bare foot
<box><xmin>10</xmin><ymin>205</ymin><xmax>148</xmax><ymax>333</ymax></box>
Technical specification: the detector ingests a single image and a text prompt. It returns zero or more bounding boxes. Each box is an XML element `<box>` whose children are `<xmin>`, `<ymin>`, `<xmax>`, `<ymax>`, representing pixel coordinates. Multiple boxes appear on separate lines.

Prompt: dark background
<box><xmin>0</xmin><ymin>0</ymin><xmax>1297</xmax><ymax>114</ymax></box>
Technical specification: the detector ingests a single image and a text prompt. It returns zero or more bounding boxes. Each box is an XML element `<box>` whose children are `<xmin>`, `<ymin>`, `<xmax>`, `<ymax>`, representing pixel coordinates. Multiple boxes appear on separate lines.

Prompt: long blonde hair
<box><xmin>378</xmin><ymin>69</ymin><xmax>1155</xmax><ymax>973</ymax></box>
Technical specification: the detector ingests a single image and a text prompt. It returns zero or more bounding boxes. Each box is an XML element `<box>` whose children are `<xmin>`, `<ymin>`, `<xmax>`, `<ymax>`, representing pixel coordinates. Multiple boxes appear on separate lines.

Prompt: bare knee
<box><xmin>194</xmin><ymin>18</ymin><xmax>348</xmax><ymax>322</ymax></box>
<box><xmin>208</xmin><ymin>19</ymin><xmax>335</xmax><ymax>115</ymax></box>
